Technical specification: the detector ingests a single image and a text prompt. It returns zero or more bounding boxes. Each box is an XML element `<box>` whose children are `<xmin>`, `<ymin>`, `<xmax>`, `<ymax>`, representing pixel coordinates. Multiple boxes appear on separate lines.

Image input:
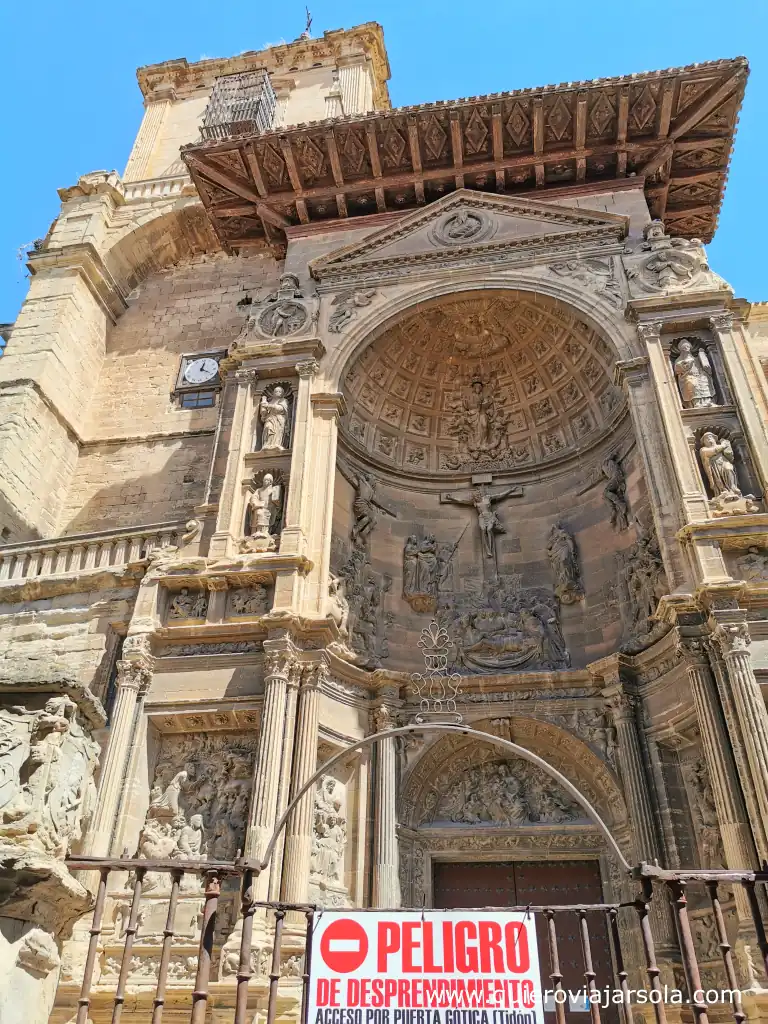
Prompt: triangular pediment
<box><xmin>310</xmin><ymin>189</ymin><xmax>628</xmax><ymax>286</ymax></box>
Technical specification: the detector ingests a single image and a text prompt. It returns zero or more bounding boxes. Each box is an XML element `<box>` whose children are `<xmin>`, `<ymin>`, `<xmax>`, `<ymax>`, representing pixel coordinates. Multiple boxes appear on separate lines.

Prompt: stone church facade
<box><xmin>2</xmin><ymin>20</ymin><xmax>768</xmax><ymax>1023</ymax></box>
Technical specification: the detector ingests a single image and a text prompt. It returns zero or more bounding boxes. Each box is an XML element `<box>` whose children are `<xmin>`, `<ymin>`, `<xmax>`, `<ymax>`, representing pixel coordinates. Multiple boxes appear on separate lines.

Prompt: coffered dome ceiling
<box><xmin>342</xmin><ymin>291</ymin><xmax>624</xmax><ymax>474</ymax></box>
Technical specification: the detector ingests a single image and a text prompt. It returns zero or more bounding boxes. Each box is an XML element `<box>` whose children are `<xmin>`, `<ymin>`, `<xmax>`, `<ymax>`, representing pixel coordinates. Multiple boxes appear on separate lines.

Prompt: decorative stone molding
<box><xmin>27</xmin><ymin>243</ymin><xmax>128</xmax><ymax>324</ymax></box>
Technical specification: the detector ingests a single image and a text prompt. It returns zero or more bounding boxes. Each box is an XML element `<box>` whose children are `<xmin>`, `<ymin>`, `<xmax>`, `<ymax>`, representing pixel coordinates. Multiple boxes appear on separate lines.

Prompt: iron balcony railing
<box><xmin>200</xmin><ymin>70</ymin><xmax>277</xmax><ymax>141</ymax></box>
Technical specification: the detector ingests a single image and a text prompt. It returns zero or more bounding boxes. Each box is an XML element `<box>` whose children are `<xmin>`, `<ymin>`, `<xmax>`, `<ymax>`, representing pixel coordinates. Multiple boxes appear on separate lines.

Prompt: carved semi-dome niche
<box><xmin>341</xmin><ymin>291</ymin><xmax>624</xmax><ymax>474</ymax></box>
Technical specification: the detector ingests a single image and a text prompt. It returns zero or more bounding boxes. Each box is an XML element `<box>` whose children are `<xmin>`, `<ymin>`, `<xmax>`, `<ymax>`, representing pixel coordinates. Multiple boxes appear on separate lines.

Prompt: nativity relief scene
<box><xmin>4</xmin><ymin>17</ymin><xmax>768</xmax><ymax>1024</ymax></box>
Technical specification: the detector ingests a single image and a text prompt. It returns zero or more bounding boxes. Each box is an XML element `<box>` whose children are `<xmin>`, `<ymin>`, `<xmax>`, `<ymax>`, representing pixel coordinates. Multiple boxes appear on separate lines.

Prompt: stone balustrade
<box><xmin>0</xmin><ymin>520</ymin><xmax>188</xmax><ymax>583</ymax></box>
<box><xmin>122</xmin><ymin>174</ymin><xmax>191</xmax><ymax>202</ymax></box>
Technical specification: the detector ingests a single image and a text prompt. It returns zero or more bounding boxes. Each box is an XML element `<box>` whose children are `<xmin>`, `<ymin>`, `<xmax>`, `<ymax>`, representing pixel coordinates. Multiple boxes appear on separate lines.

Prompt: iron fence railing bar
<box><xmin>578</xmin><ymin>909</ymin><xmax>602</xmax><ymax>1024</ymax></box>
<box><xmin>111</xmin><ymin>866</ymin><xmax>145</xmax><ymax>1024</ymax></box>
<box><xmin>668</xmin><ymin>880</ymin><xmax>709</xmax><ymax>1024</ymax></box>
<box><xmin>301</xmin><ymin>910</ymin><xmax>314</xmax><ymax>1024</ymax></box>
<box><xmin>266</xmin><ymin>910</ymin><xmax>286</xmax><ymax>1024</ymax></box>
<box><xmin>190</xmin><ymin>869</ymin><xmax>220</xmax><ymax>1024</ymax></box>
<box><xmin>545</xmin><ymin>908</ymin><xmax>567</xmax><ymax>1024</ymax></box>
<box><xmin>634</xmin><ymin>878</ymin><xmax>667</xmax><ymax>1024</ymax></box>
<box><xmin>706</xmin><ymin>880</ymin><xmax>745</xmax><ymax>1024</ymax></box>
<box><xmin>151</xmin><ymin>868</ymin><xmax>182</xmax><ymax>1024</ymax></box>
<box><xmin>606</xmin><ymin>907</ymin><xmax>630</xmax><ymax>1024</ymax></box>
<box><xmin>743</xmin><ymin>879</ymin><xmax>768</xmax><ymax>978</ymax></box>
<box><xmin>234</xmin><ymin>868</ymin><xmax>256</xmax><ymax>1024</ymax></box>
<box><xmin>76</xmin><ymin>866</ymin><xmax>110</xmax><ymax>1024</ymax></box>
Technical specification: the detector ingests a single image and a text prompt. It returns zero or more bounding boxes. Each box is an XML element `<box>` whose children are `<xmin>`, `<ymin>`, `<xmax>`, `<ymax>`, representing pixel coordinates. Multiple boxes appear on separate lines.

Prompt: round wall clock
<box><xmin>183</xmin><ymin>357</ymin><xmax>219</xmax><ymax>384</ymax></box>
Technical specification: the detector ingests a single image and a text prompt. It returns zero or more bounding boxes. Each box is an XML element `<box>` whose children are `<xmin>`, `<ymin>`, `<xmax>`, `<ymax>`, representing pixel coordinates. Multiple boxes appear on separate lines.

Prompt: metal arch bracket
<box><xmin>259</xmin><ymin>722</ymin><xmax>631</xmax><ymax>874</ymax></box>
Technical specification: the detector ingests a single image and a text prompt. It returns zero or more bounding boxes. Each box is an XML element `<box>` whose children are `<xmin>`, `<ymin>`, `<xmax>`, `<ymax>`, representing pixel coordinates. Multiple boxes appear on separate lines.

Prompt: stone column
<box><xmin>603</xmin><ymin>685</ymin><xmax>676</xmax><ymax>951</ymax></box>
<box><xmin>371</xmin><ymin>706</ymin><xmax>401</xmax><ymax>909</ymax></box>
<box><xmin>267</xmin><ymin>665</ymin><xmax>301</xmax><ymax>902</ymax></box>
<box><xmin>280</xmin><ymin>358</ymin><xmax>320</xmax><ymax>561</ymax></box>
<box><xmin>123</xmin><ymin>98</ymin><xmax>172</xmax><ymax>181</ymax></box>
<box><xmin>712</xmin><ymin>620</ymin><xmax>768</xmax><ymax>861</ymax></box>
<box><xmin>677</xmin><ymin>635</ymin><xmax>757</xmax><ymax>922</ymax></box>
<box><xmin>244</xmin><ymin>646</ymin><xmax>293</xmax><ymax>901</ymax></box>
<box><xmin>280</xmin><ymin>661</ymin><xmax>323</xmax><ymax>905</ymax></box>
<box><xmin>209</xmin><ymin>366</ymin><xmax>258</xmax><ymax>558</ymax></box>
<box><xmin>86</xmin><ymin>658</ymin><xmax>152</xmax><ymax>857</ymax></box>
<box><xmin>614</xmin><ymin>354</ymin><xmax>691</xmax><ymax>591</ymax></box>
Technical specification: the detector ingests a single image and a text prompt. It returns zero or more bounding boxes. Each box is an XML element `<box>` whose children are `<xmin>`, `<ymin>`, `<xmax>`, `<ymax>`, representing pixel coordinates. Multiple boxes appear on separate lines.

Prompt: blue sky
<box><xmin>1</xmin><ymin>0</ymin><xmax>766</xmax><ymax>322</ymax></box>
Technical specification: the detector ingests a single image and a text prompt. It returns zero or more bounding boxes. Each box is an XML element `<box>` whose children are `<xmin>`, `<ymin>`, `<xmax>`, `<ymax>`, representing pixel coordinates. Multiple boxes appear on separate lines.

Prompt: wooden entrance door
<box><xmin>433</xmin><ymin>860</ymin><xmax>617</xmax><ymax>1021</ymax></box>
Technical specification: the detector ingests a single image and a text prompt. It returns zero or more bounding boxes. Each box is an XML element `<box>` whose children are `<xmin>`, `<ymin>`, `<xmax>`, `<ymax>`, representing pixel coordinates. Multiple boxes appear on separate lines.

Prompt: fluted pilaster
<box><xmin>280</xmin><ymin>662</ymin><xmax>324</xmax><ymax>904</ymax></box>
<box><xmin>245</xmin><ymin>648</ymin><xmax>292</xmax><ymax>900</ymax></box>
<box><xmin>87</xmin><ymin>658</ymin><xmax>151</xmax><ymax>856</ymax></box>
<box><xmin>714</xmin><ymin>622</ymin><xmax>768</xmax><ymax>862</ymax></box>
<box><xmin>372</xmin><ymin>705</ymin><xmax>400</xmax><ymax>908</ymax></box>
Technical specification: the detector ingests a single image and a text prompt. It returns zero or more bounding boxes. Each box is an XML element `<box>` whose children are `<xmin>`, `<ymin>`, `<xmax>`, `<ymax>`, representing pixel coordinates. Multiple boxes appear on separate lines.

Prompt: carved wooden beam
<box><xmin>575</xmin><ymin>91</ymin><xmax>587</xmax><ymax>183</ymax></box>
<box><xmin>532</xmin><ymin>97</ymin><xmax>544</xmax><ymax>187</ymax></box>
<box><xmin>185</xmin><ymin>154</ymin><xmax>265</xmax><ymax>206</ymax></box>
<box><xmin>492</xmin><ymin>103</ymin><xmax>505</xmax><ymax>192</ymax></box>
<box><xmin>616</xmin><ymin>87</ymin><xmax>629</xmax><ymax>178</ymax></box>
<box><xmin>244</xmin><ymin>144</ymin><xmax>269</xmax><ymax>197</ymax></box>
<box><xmin>277</xmin><ymin>137</ymin><xmax>309</xmax><ymax>224</ymax></box>
<box><xmin>407</xmin><ymin>116</ymin><xmax>425</xmax><ymax>204</ymax></box>
<box><xmin>365</xmin><ymin>122</ymin><xmax>386</xmax><ymax>213</ymax></box>
<box><xmin>450</xmin><ymin>110</ymin><xmax>464</xmax><ymax>189</ymax></box>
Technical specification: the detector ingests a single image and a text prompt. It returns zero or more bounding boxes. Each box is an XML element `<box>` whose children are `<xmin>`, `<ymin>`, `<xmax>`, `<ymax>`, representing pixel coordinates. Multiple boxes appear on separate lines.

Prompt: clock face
<box><xmin>183</xmin><ymin>357</ymin><xmax>219</xmax><ymax>385</ymax></box>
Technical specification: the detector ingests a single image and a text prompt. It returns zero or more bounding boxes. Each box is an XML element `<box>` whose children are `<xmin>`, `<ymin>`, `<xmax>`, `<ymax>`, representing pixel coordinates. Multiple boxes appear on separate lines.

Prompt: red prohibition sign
<box><xmin>319</xmin><ymin>918</ymin><xmax>369</xmax><ymax>973</ymax></box>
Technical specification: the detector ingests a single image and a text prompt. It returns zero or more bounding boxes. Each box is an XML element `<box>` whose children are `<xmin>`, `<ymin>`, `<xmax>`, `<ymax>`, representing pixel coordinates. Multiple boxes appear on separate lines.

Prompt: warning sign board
<box><xmin>307</xmin><ymin>911</ymin><xmax>543</xmax><ymax>1024</ymax></box>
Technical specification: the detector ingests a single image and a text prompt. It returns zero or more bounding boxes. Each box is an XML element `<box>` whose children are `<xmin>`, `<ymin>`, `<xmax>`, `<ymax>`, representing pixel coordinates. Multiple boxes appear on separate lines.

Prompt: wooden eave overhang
<box><xmin>182</xmin><ymin>56</ymin><xmax>747</xmax><ymax>255</ymax></box>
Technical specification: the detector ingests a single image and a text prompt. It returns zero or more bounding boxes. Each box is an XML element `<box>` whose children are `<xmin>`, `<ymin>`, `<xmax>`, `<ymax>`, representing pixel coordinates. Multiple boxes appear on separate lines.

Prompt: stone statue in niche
<box><xmin>445</xmin><ymin>380</ymin><xmax>511</xmax><ymax>470</ymax></box>
<box><xmin>698</xmin><ymin>432</ymin><xmax>759</xmax><ymax>516</ymax></box>
<box><xmin>673</xmin><ymin>339</ymin><xmax>717</xmax><ymax>408</ymax></box>
<box><xmin>440</xmin><ymin>484</ymin><xmax>523</xmax><ymax>561</ymax></box>
<box><xmin>737</xmin><ymin>547</ymin><xmax>768</xmax><ymax>583</ymax></box>
<box><xmin>168</xmin><ymin>588</ymin><xmax>208</xmax><ymax>620</ymax></box>
<box><xmin>431</xmin><ymin>758</ymin><xmax>582</xmax><ymax>826</ymax></box>
<box><xmin>0</xmin><ymin>695</ymin><xmax>100</xmax><ymax>858</ymax></box>
<box><xmin>439</xmin><ymin>577</ymin><xmax>570</xmax><ymax>674</ymax></box>
<box><xmin>327</xmin><ymin>574</ymin><xmax>350</xmax><ymax>637</ymax></box>
<box><xmin>547</xmin><ymin>523</ymin><xmax>583</xmax><ymax>604</ymax></box>
<box><xmin>310</xmin><ymin>776</ymin><xmax>347</xmax><ymax>887</ymax></box>
<box><xmin>403</xmin><ymin>534</ymin><xmax>438</xmax><ymax>612</ymax></box>
<box><xmin>243</xmin><ymin>471</ymin><xmax>283</xmax><ymax>552</ymax></box>
<box><xmin>619</xmin><ymin>518</ymin><xmax>669</xmax><ymax>654</ymax></box>
<box><xmin>257</xmin><ymin>385</ymin><xmax>291</xmax><ymax>451</ymax></box>
<box><xmin>137</xmin><ymin>733</ymin><xmax>256</xmax><ymax>889</ymax></box>
<box><xmin>602</xmin><ymin>454</ymin><xmax>629</xmax><ymax>531</ymax></box>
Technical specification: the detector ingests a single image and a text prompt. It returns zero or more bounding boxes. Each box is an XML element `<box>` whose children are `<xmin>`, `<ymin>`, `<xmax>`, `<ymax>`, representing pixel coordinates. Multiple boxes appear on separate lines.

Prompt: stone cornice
<box><xmin>27</xmin><ymin>243</ymin><xmax>127</xmax><ymax>324</ymax></box>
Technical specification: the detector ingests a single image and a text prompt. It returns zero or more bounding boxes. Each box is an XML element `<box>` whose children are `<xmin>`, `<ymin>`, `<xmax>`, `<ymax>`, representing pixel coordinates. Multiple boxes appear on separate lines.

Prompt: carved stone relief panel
<box><xmin>680</xmin><ymin>756</ymin><xmax>725</xmax><ymax>869</ymax></box>
<box><xmin>617</xmin><ymin>518</ymin><xmax>670</xmax><ymax>654</ymax></box>
<box><xmin>341</xmin><ymin>292</ymin><xmax>623</xmax><ymax>474</ymax></box>
<box><xmin>135</xmin><ymin>731</ymin><xmax>257</xmax><ymax>888</ymax></box>
<box><xmin>309</xmin><ymin>775</ymin><xmax>349</xmax><ymax>907</ymax></box>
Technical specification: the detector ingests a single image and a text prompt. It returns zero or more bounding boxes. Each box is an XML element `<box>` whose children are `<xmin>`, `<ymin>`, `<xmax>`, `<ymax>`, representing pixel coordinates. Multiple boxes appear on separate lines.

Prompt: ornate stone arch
<box><xmin>321</xmin><ymin>267</ymin><xmax>640</xmax><ymax>393</ymax></box>
<box><xmin>400</xmin><ymin>715</ymin><xmax>627</xmax><ymax>833</ymax></box>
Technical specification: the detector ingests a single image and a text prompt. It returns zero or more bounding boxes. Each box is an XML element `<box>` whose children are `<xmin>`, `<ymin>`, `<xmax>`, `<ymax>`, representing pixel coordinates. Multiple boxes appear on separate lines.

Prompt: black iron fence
<box><xmin>61</xmin><ymin>856</ymin><xmax>768</xmax><ymax>1024</ymax></box>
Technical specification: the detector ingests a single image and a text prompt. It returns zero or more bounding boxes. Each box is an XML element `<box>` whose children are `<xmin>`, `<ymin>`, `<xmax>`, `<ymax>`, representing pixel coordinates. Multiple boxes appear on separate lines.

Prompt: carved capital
<box><xmin>613</xmin><ymin>356</ymin><xmax>650</xmax><ymax>390</ymax></box>
<box><xmin>295</xmin><ymin>358</ymin><xmax>320</xmax><ymax>379</ymax></box>
<box><xmin>115</xmin><ymin>659</ymin><xmax>152</xmax><ymax>693</ymax></box>
<box><xmin>372</xmin><ymin>704</ymin><xmax>396</xmax><ymax>733</ymax></box>
<box><xmin>121</xmin><ymin>633</ymin><xmax>153</xmax><ymax>661</ymax></box>
<box><xmin>709</xmin><ymin>312</ymin><xmax>734</xmax><ymax>334</ymax></box>
<box><xmin>264</xmin><ymin>650</ymin><xmax>293</xmax><ymax>681</ymax></box>
<box><xmin>636</xmin><ymin>319</ymin><xmax>664</xmax><ymax>344</ymax></box>
<box><xmin>603</xmin><ymin>686</ymin><xmax>637</xmax><ymax>720</ymax></box>
<box><xmin>675</xmin><ymin>631</ymin><xmax>710</xmax><ymax>668</ymax></box>
<box><xmin>206</xmin><ymin>576</ymin><xmax>229</xmax><ymax>592</ymax></box>
<box><xmin>302</xmin><ymin>661</ymin><xmax>329</xmax><ymax>690</ymax></box>
<box><xmin>234</xmin><ymin>368</ymin><xmax>258</xmax><ymax>387</ymax></box>
<box><xmin>713</xmin><ymin>621</ymin><xmax>751</xmax><ymax>656</ymax></box>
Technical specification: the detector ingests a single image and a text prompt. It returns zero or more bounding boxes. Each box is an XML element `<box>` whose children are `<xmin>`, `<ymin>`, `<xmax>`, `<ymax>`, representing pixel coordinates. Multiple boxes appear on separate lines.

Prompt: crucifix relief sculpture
<box><xmin>440</xmin><ymin>483</ymin><xmax>523</xmax><ymax>560</ymax></box>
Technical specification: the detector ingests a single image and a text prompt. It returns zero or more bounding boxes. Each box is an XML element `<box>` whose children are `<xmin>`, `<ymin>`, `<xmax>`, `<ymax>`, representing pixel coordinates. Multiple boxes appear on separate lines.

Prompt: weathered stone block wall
<box><xmin>58</xmin><ymin>251</ymin><xmax>279</xmax><ymax>533</ymax></box>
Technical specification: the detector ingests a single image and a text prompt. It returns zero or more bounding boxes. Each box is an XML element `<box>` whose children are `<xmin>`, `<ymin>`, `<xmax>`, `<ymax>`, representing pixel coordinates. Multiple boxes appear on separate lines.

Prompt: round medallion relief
<box><xmin>429</xmin><ymin>207</ymin><xmax>496</xmax><ymax>246</ymax></box>
<box><xmin>342</xmin><ymin>291</ymin><xmax>623</xmax><ymax>474</ymax></box>
<box><xmin>257</xmin><ymin>300</ymin><xmax>308</xmax><ymax>337</ymax></box>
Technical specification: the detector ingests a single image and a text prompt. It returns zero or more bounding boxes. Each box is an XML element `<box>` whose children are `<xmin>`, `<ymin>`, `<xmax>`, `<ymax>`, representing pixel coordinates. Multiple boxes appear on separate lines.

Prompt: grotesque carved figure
<box><xmin>602</xmin><ymin>454</ymin><xmax>629</xmax><ymax>531</ymax></box>
<box><xmin>243</xmin><ymin>472</ymin><xmax>283</xmax><ymax>552</ymax></box>
<box><xmin>698</xmin><ymin>432</ymin><xmax>758</xmax><ymax>516</ymax></box>
<box><xmin>547</xmin><ymin>523</ymin><xmax>583</xmax><ymax>604</ymax></box>
<box><xmin>258</xmin><ymin>385</ymin><xmax>291</xmax><ymax>451</ymax></box>
<box><xmin>673</xmin><ymin>339</ymin><xmax>717</xmax><ymax>409</ymax></box>
<box><xmin>0</xmin><ymin>694</ymin><xmax>100</xmax><ymax>857</ymax></box>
